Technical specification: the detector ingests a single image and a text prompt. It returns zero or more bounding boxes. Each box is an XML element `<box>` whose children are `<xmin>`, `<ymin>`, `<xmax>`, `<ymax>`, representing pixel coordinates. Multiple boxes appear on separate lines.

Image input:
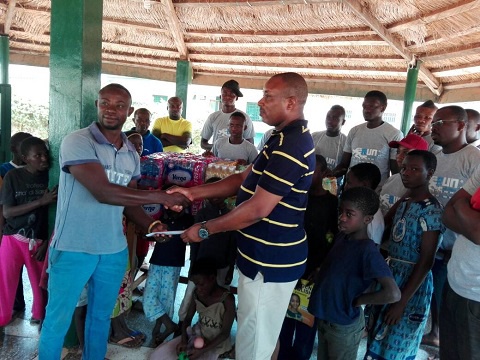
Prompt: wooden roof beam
<box><xmin>343</xmin><ymin>0</ymin><xmax>442</xmax><ymax>96</ymax></box>
<box><xmin>173</xmin><ymin>0</ymin><xmax>337</xmax><ymax>7</ymax></box>
<box><xmin>443</xmin><ymin>79</ymin><xmax>480</xmax><ymax>89</ymax></box>
<box><xmin>189</xmin><ymin>52</ymin><xmax>402</xmax><ymax>61</ymax></box>
<box><xmin>3</xmin><ymin>0</ymin><xmax>17</xmax><ymax>34</ymax></box>
<box><xmin>189</xmin><ymin>39</ymin><xmax>386</xmax><ymax>48</ymax></box>
<box><xmin>388</xmin><ymin>0</ymin><xmax>480</xmax><ymax>33</ymax></box>
<box><xmin>408</xmin><ymin>24</ymin><xmax>480</xmax><ymax>50</ymax></box>
<box><xmin>431</xmin><ymin>61</ymin><xmax>480</xmax><ymax>77</ymax></box>
<box><xmin>421</xmin><ymin>42</ymin><xmax>480</xmax><ymax>61</ymax></box>
<box><xmin>161</xmin><ymin>0</ymin><xmax>188</xmax><ymax>59</ymax></box>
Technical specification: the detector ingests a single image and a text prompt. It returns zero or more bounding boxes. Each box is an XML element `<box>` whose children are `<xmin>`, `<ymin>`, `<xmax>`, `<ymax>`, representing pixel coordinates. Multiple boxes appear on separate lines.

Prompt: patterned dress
<box><xmin>365</xmin><ymin>197</ymin><xmax>444</xmax><ymax>360</ymax></box>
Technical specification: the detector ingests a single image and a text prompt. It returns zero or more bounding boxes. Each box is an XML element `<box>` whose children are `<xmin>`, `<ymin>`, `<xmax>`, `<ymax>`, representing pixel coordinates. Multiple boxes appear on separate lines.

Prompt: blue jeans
<box><xmin>39</xmin><ymin>247</ymin><xmax>127</xmax><ymax>360</ymax></box>
<box><xmin>317</xmin><ymin>308</ymin><xmax>365</xmax><ymax>360</ymax></box>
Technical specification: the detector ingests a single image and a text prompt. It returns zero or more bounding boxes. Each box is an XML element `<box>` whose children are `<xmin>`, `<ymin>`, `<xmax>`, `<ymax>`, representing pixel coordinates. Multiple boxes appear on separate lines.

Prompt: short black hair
<box><xmin>315</xmin><ymin>154</ymin><xmax>328</xmax><ymax>172</ymax></box>
<box><xmin>190</xmin><ymin>257</ymin><xmax>218</xmax><ymax>278</ymax></box>
<box><xmin>466</xmin><ymin>109</ymin><xmax>480</xmax><ymax>124</ymax></box>
<box><xmin>230</xmin><ymin>111</ymin><xmax>246</xmax><ymax>122</ymax></box>
<box><xmin>134</xmin><ymin>108</ymin><xmax>151</xmax><ymax>117</ymax></box>
<box><xmin>418</xmin><ymin>100</ymin><xmax>437</xmax><ymax>110</ymax></box>
<box><xmin>10</xmin><ymin>132</ymin><xmax>32</xmax><ymax>148</ymax></box>
<box><xmin>406</xmin><ymin>150</ymin><xmax>437</xmax><ymax>172</ymax></box>
<box><xmin>341</xmin><ymin>187</ymin><xmax>379</xmax><ymax>216</ymax></box>
<box><xmin>124</xmin><ymin>130</ymin><xmax>141</xmax><ymax>138</ymax></box>
<box><xmin>438</xmin><ymin>105</ymin><xmax>467</xmax><ymax>123</ymax></box>
<box><xmin>330</xmin><ymin>105</ymin><xmax>346</xmax><ymax>116</ymax></box>
<box><xmin>349</xmin><ymin>163</ymin><xmax>381</xmax><ymax>190</ymax></box>
<box><xmin>20</xmin><ymin>136</ymin><xmax>47</xmax><ymax>156</ymax></box>
<box><xmin>364</xmin><ymin>90</ymin><xmax>387</xmax><ymax>106</ymax></box>
<box><xmin>99</xmin><ymin>83</ymin><xmax>132</xmax><ymax>100</ymax></box>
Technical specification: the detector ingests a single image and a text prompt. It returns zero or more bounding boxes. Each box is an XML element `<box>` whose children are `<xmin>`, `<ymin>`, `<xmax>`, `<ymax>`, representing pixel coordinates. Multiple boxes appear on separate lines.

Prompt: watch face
<box><xmin>199</xmin><ymin>228</ymin><xmax>209</xmax><ymax>239</ymax></box>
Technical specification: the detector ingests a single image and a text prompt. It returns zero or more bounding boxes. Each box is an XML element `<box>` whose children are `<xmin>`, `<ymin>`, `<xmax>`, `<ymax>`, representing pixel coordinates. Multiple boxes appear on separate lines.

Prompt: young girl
<box><xmin>365</xmin><ymin>150</ymin><xmax>445</xmax><ymax>359</ymax></box>
<box><xmin>0</xmin><ymin>137</ymin><xmax>57</xmax><ymax>326</ymax></box>
<box><xmin>150</xmin><ymin>258</ymin><xmax>236</xmax><ymax>360</ymax></box>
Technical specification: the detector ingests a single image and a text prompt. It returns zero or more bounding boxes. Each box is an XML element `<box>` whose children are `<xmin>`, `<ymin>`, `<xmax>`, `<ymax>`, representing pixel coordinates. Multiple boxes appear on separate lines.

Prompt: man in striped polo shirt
<box><xmin>173</xmin><ymin>72</ymin><xmax>315</xmax><ymax>360</ymax></box>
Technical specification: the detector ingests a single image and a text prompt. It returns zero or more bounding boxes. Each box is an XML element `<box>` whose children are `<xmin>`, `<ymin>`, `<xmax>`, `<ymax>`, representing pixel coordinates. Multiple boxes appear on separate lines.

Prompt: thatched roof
<box><xmin>2</xmin><ymin>0</ymin><xmax>480</xmax><ymax>103</ymax></box>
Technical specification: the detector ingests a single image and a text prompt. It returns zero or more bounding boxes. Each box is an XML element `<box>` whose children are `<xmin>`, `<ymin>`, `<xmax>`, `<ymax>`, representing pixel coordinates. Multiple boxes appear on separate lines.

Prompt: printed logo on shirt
<box><xmin>105</xmin><ymin>168</ymin><xmax>132</xmax><ymax>186</ymax></box>
<box><xmin>379</xmin><ymin>193</ymin><xmax>399</xmax><ymax>214</ymax></box>
<box><xmin>352</xmin><ymin>146</ymin><xmax>389</xmax><ymax>164</ymax></box>
<box><xmin>430</xmin><ymin>176</ymin><xmax>465</xmax><ymax>201</ymax></box>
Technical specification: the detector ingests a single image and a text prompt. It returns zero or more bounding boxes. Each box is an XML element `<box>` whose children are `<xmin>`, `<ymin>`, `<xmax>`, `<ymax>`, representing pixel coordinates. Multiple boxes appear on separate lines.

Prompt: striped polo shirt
<box><xmin>235</xmin><ymin>119</ymin><xmax>315</xmax><ymax>282</ymax></box>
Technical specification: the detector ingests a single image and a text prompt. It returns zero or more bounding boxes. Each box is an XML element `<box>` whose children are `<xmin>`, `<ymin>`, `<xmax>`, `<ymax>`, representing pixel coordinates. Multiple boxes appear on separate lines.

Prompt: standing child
<box><xmin>365</xmin><ymin>150</ymin><xmax>444</xmax><ymax>359</ymax></box>
<box><xmin>143</xmin><ymin>189</ymin><xmax>194</xmax><ymax>346</ymax></box>
<box><xmin>0</xmin><ymin>137</ymin><xmax>57</xmax><ymax>326</ymax></box>
<box><xmin>278</xmin><ymin>155</ymin><xmax>338</xmax><ymax>360</ymax></box>
<box><xmin>150</xmin><ymin>258</ymin><xmax>235</xmax><ymax>360</ymax></box>
<box><xmin>308</xmin><ymin>187</ymin><xmax>401</xmax><ymax>360</ymax></box>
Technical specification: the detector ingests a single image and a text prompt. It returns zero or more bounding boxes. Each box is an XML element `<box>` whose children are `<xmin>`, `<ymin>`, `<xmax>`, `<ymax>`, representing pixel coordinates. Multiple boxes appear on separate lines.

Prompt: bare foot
<box><xmin>421</xmin><ymin>333</ymin><xmax>440</xmax><ymax>347</ymax></box>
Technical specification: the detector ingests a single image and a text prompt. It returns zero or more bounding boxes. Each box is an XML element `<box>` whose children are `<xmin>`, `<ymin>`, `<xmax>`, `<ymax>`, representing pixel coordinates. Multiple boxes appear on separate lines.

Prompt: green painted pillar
<box><xmin>0</xmin><ymin>34</ymin><xmax>11</xmax><ymax>163</ymax></box>
<box><xmin>175</xmin><ymin>60</ymin><xmax>192</xmax><ymax>118</ymax></box>
<box><xmin>400</xmin><ymin>60</ymin><xmax>420</xmax><ymax>135</ymax></box>
<box><xmin>49</xmin><ymin>0</ymin><xmax>103</xmax><ymax>348</ymax></box>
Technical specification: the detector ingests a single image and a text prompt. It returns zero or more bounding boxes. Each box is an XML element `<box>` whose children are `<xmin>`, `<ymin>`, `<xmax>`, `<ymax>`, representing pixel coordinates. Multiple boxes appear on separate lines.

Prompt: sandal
<box><xmin>109</xmin><ymin>335</ymin><xmax>143</xmax><ymax>348</ymax></box>
<box><xmin>130</xmin><ymin>330</ymin><xmax>146</xmax><ymax>340</ymax></box>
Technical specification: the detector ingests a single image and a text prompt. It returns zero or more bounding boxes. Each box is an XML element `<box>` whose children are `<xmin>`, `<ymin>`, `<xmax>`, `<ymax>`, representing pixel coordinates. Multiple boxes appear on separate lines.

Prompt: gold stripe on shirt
<box><xmin>240</xmin><ymin>185</ymin><xmax>255</xmax><ymax>195</ymax></box>
<box><xmin>261</xmin><ymin>218</ymin><xmax>298</xmax><ymax>228</ymax></box>
<box><xmin>264</xmin><ymin>170</ymin><xmax>294</xmax><ymax>186</ymax></box>
<box><xmin>252</xmin><ymin>168</ymin><xmax>263</xmax><ymax>176</ymax></box>
<box><xmin>291</xmin><ymin>187</ymin><xmax>308</xmax><ymax>194</ymax></box>
<box><xmin>238</xmin><ymin>230</ymin><xmax>306</xmax><ymax>246</ymax></box>
<box><xmin>272</xmin><ymin>150</ymin><xmax>309</xmax><ymax>169</ymax></box>
<box><xmin>262</xmin><ymin>150</ymin><xmax>269</xmax><ymax>160</ymax></box>
<box><xmin>304</xmin><ymin>148</ymin><xmax>315</xmax><ymax>158</ymax></box>
<box><xmin>238</xmin><ymin>248</ymin><xmax>307</xmax><ymax>268</ymax></box>
<box><xmin>279</xmin><ymin>201</ymin><xmax>306</xmax><ymax>211</ymax></box>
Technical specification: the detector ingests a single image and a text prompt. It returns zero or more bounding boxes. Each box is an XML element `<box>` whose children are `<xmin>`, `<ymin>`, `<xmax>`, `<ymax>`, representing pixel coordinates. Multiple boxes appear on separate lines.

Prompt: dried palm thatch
<box><xmin>2</xmin><ymin>0</ymin><xmax>480</xmax><ymax>102</ymax></box>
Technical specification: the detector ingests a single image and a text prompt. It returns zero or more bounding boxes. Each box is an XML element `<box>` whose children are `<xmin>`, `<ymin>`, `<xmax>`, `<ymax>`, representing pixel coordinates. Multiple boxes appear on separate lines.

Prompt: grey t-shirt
<box><xmin>51</xmin><ymin>122</ymin><xmax>140</xmax><ymax>254</ymax></box>
<box><xmin>429</xmin><ymin>144</ymin><xmax>480</xmax><ymax>250</ymax></box>
<box><xmin>212</xmin><ymin>137</ymin><xmax>258</xmax><ymax>164</ymax></box>
<box><xmin>201</xmin><ymin>109</ymin><xmax>255</xmax><ymax>145</ymax></box>
<box><xmin>312</xmin><ymin>130</ymin><xmax>347</xmax><ymax>170</ymax></box>
<box><xmin>447</xmin><ymin>164</ymin><xmax>480</xmax><ymax>301</ymax></box>
<box><xmin>379</xmin><ymin>173</ymin><xmax>406</xmax><ymax>216</ymax></box>
<box><xmin>344</xmin><ymin>122</ymin><xmax>403</xmax><ymax>187</ymax></box>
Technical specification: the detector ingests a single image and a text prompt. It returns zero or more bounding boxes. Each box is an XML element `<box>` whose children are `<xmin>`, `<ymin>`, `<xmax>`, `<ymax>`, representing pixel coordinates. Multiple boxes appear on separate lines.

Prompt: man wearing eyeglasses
<box><xmin>421</xmin><ymin>105</ymin><xmax>480</xmax><ymax>349</ymax></box>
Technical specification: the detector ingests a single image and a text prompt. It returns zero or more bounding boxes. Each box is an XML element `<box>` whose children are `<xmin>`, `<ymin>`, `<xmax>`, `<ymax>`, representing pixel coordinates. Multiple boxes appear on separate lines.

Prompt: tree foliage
<box><xmin>11</xmin><ymin>97</ymin><xmax>49</xmax><ymax>139</ymax></box>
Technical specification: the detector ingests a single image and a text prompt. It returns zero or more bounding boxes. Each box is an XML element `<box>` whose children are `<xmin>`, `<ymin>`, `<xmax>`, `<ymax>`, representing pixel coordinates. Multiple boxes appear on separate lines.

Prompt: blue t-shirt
<box><xmin>51</xmin><ymin>122</ymin><xmax>140</xmax><ymax>255</ymax></box>
<box><xmin>308</xmin><ymin>232</ymin><xmax>393</xmax><ymax>325</ymax></box>
<box><xmin>235</xmin><ymin>119</ymin><xmax>315</xmax><ymax>283</ymax></box>
<box><xmin>0</xmin><ymin>161</ymin><xmax>15</xmax><ymax>178</ymax></box>
<box><xmin>141</xmin><ymin>130</ymin><xmax>163</xmax><ymax>156</ymax></box>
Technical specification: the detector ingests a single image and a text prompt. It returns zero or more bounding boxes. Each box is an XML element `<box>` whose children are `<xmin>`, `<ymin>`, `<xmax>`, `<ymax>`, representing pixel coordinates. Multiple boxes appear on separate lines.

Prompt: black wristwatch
<box><xmin>198</xmin><ymin>221</ymin><xmax>210</xmax><ymax>239</ymax></box>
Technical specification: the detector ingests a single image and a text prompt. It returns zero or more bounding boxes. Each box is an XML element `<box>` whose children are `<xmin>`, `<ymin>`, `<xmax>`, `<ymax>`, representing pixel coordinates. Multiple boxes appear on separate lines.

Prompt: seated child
<box><xmin>150</xmin><ymin>258</ymin><xmax>235</xmax><ymax>360</ymax></box>
<box><xmin>344</xmin><ymin>162</ymin><xmax>384</xmax><ymax>245</ymax></box>
<box><xmin>365</xmin><ymin>150</ymin><xmax>445</xmax><ymax>359</ymax></box>
<box><xmin>0</xmin><ymin>137</ymin><xmax>57</xmax><ymax>326</ymax></box>
<box><xmin>308</xmin><ymin>187</ymin><xmax>401</xmax><ymax>360</ymax></box>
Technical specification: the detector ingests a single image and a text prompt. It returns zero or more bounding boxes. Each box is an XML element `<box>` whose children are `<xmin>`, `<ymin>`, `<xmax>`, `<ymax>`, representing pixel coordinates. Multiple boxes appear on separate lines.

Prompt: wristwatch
<box><xmin>198</xmin><ymin>221</ymin><xmax>210</xmax><ymax>239</ymax></box>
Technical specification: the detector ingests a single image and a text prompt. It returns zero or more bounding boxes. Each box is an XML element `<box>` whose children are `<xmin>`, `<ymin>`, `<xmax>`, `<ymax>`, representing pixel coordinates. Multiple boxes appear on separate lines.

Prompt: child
<box><xmin>212</xmin><ymin>111</ymin><xmax>258</xmax><ymax>165</ymax></box>
<box><xmin>0</xmin><ymin>137</ymin><xmax>57</xmax><ymax>326</ymax></box>
<box><xmin>308</xmin><ymin>187</ymin><xmax>401</xmax><ymax>360</ymax></box>
<box><xmin>344</xmin><ymin>162</ymin><xmax>384</xmax><ymax>245</ymax></box>
<box><xmin>278</xmin><ymin>155</ymin><xmax>338</xmax><ymax>360</ymax></box>
<box><xmin>0</xmin><ymin>131</ymin><xmax>32</xmax><ymax>318</ymax></box>
<box><xmin>150</xmin><ymin>258</ymin><xmax>235</xmax><ymax>360</ymax></box>
<box><xmin>143</xmin><ymin>187</ymin><xmax>194</xmax><ymax>346</ymax></box>
<box><xmin>177</xmin><ymin>177</ymin><xmax>236</xmax><ymax>332</ymax></box>
<box><xmin>365</xmin><ymin>150</ymin><xmax>445</xmax><ymax>359</ymax></box>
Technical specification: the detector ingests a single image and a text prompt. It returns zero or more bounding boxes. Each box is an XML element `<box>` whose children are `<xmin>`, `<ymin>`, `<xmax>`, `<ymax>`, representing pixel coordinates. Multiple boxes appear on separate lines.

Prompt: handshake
<box><xmin>153</xmin><ymin>186</ymin><xmax>196</xmax><ymax>212</ymax></box>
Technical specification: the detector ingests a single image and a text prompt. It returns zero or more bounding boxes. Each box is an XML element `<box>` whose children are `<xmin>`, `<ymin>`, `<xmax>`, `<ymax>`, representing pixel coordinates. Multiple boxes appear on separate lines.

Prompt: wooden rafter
<box><xmin>173</xmin><ymin>0</ymin><xmax>335</xmax><ymax>7</ymax></box>
<box><xmin>343</xmin><ymin>0</ymin><xmax>443</xmax><ymax>96</ymax></box>
<box><xmin>432</xmin><ymin>63</ymin><xmax>480</xmax><ymax>77</ymax></box>
<box><xmin>408</xmin><ymin>24</ymin><xmax>480</xmax><ymax>50</ymax></box>
<box><xmin>388</xmin><ymin>0</ymin><xmax>480</xmax><ymax>33</ymax></box>
<box><xmin>3</xmin><ymin>0</ymin><xmax>17</xmax><ymax>34</ymax></box>
<box><xmin>443</xmin><ymin>79</ymin><xmax>480</xmax><ymax>89</ymax></box>
<box><xmin>160</xmin><ymin>0</ymin><xmax>188</xmax><ymax>59</ymax></box>
<box><xmin>421</xmin><ymin>42</ymin><xmax>480</xmax><ymax>61</ymax></box>
<box><xmin>190</xmin><ymin>39</ymin><xmax>386</xmax><ymax>48</ymax></box>
<box><xmin>188</xmin><ymin>52</ymin><xmax>402</xmax><ymax>61</ymax></box>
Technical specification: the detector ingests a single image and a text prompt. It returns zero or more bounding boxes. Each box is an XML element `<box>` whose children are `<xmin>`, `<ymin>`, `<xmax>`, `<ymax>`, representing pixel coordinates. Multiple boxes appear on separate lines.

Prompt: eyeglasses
<box><xmin>431</xmin><ymin>119</ymin><xmax>459</xmax><ymax>127</ymax></box>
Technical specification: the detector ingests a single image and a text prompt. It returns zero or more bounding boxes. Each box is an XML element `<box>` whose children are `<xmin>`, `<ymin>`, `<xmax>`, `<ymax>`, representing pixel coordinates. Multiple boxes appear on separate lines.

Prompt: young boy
<box><xmin>212</xmin><ymin>111</ymin><xmax>258</xmax><ymax>165</ymax></box>
<box><xmin>308</xmin><ymin>187</ymin><xmax>401</xmax><ymax>360</ymax></box>
<box><xmin>344</xmin><ymin>162</ymin><xmax>384</xmax><ymax>245</ymax></box>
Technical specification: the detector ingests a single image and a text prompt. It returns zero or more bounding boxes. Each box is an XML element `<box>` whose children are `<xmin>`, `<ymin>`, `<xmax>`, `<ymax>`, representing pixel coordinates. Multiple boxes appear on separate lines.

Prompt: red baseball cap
<box><xmin>388</xmin><ymin>133</ymin><xmax>428</xmax><ymax>151</ymax></box>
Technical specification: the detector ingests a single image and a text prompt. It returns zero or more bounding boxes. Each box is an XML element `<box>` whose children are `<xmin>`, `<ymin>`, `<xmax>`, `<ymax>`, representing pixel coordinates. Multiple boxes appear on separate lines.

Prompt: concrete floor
<box><xmin>0</xmin><ymin>248</ymin><xmax>440</xmax><ymax>359</ymax></box>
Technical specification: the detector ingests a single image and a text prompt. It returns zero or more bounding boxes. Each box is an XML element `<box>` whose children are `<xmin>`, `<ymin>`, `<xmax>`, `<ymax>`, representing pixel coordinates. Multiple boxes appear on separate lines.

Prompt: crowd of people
<box><xmin>0</xmin><ymin>72</ymin><xmax>479</xmax><ymax>360</ymax></box>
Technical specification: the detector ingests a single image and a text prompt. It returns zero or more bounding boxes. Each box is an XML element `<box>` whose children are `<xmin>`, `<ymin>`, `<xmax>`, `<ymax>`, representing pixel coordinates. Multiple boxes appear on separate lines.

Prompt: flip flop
<box><xmin>130</xmin><ymin>330</ymin><xmax>146</xmax><ymax>340</ymax></box>
<box><xmin>109</xmin><ymin>335</ymin><xmax>143</xmax><ymax>348</ymax></box>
